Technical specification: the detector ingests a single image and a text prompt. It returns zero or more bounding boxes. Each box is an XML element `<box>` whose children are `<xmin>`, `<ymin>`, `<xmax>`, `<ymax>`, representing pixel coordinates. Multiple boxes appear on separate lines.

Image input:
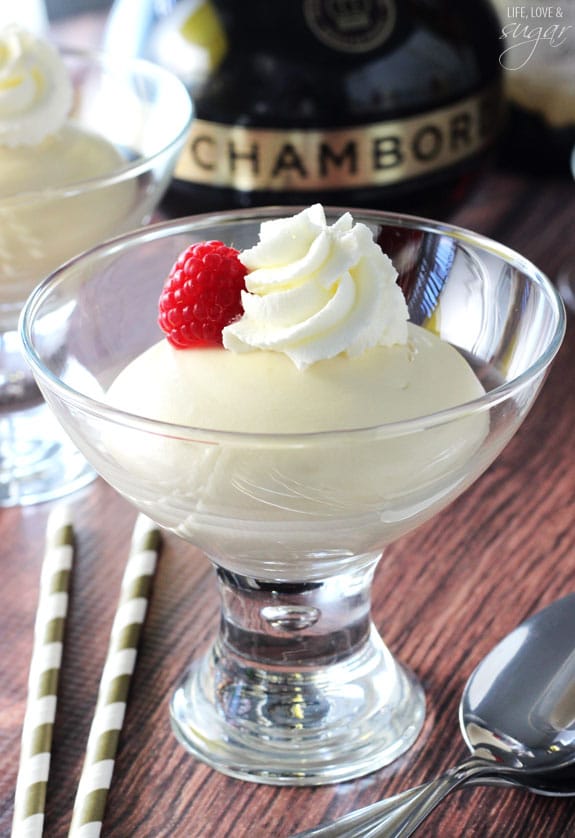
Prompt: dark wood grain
<box><xmin>1</xmin><ymin>168</ymin><xmax>574</xmax><ymax>838</ymax></box>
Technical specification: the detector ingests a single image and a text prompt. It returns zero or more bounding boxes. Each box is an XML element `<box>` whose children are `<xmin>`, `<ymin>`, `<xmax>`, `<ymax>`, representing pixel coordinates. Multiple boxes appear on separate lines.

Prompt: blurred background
<box><xmin>46</xmin><ymin>0</ymin><xmax>111</xmax><ymax>16</ymax></box>
<box><xmin>4</xmin><ymin>0</ymin><xmax>575</xmax><ymax>309</ymax></box>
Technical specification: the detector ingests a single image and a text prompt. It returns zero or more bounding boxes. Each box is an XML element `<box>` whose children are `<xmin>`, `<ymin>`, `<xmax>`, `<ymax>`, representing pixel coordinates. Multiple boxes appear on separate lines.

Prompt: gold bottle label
<box><xmin>175</xmin><ymin>86</ymin><xmax>501</xmax><ymax>193</ymax></box>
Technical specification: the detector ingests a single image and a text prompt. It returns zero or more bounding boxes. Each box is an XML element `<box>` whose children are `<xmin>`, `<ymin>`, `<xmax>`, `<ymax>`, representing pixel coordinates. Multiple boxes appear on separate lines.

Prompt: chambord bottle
<box><xmin>106</xmin><ymin>0</ymin><xmax>504</xmax><ymax>217</ymax></box>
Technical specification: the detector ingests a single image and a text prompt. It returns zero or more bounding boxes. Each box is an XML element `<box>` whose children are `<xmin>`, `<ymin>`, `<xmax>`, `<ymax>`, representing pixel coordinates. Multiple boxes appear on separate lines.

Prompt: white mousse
<box><xmin>108</xmin><ymin>323</ymin><xmax>483</xmax><ymax>434</ymax></box>
<box><xmin>106</xmin><ymin>327</ymin><xmax>488</xmax><ymax>580</ymax></box>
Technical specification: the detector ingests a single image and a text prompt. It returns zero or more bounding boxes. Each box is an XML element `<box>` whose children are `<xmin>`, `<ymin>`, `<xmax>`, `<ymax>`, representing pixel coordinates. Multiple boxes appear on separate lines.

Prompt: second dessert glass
<box><xmin>0</xmin><ymin>47</ymin><xmax>192</xmax><ymax>506</ymax></box>
<box><xmin>20</xmin><ymin>209</ymin><xmax>565</xmax><ymax>785</ymax></box>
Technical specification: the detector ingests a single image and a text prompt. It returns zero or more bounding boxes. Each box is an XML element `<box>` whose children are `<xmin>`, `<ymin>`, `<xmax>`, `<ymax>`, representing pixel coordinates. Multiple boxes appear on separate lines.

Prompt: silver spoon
<box><xmin>294</xmin><ymin>593</ymin><xmax>575</xmax><ymax>838</ymax></box>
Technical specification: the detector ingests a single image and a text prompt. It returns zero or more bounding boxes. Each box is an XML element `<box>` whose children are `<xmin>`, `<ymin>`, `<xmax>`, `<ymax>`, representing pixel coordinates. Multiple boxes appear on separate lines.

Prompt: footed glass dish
<box><xmin>0</xmin><ymin>45</ymin><xmax>192</xmax><ymax>506</ymax></box>
<box><xmin>20</xmin><ymin>208</ymin><xmax>565</xmax><ymax>784</ymax></box>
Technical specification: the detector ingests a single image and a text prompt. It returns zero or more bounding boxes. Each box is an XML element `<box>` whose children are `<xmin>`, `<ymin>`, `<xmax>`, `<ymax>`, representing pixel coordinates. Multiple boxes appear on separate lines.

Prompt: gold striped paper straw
<box><xmin>12</xmin><ymin>504</ymin><xmax>75</xmax><ymax>838</ymax></box>
<box><xmin>68</xmin><ymin>514</ymin><xmax>161</xmax><ymax>838</ymax></box>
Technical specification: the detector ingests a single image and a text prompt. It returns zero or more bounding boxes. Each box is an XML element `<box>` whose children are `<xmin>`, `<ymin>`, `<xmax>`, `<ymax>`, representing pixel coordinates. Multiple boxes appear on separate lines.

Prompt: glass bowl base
<box><xmin>170</xmin><ymin>628</ymin><xmax>425</xmax><ymax>786</ymax></box>
<box><xmin>0</xmin><ymin>401</ymin><xmax>96</xmax><ymax>506</ymax></box>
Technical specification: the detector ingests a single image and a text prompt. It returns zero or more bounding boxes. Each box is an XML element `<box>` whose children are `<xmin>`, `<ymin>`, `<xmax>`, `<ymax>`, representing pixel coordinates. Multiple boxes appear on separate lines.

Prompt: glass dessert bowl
<box><xmin>20</xmin><ymin>208</ymin><xmax>565</xmax><ymax>786</ymax></box>
<box><xmin>0</xmin><ymin>28</ymin><xmax>192</xmax><ymax>506</ymax></box>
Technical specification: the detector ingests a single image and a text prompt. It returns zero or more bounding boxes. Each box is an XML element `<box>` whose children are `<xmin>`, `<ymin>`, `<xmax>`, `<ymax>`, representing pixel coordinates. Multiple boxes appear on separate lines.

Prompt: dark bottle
<box><xmin>108</xmin><ymin>0</ymin><xmax>504</xmax><ymax>217</ymax></box>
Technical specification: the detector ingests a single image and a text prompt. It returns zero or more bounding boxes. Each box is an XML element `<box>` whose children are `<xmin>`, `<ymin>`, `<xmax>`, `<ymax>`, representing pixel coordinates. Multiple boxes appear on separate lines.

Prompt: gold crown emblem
<box><xmin>324</xmin><ymin>0</ymin><xmax>373</xmax><ymax>30</ymax></box>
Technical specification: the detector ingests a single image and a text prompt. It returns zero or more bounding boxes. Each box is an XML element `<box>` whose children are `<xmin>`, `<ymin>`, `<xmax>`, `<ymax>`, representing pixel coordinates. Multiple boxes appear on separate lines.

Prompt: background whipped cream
<box><xmin>0</xmin><ymin>27</ymin><xmax>140</xmax><ymax>322</ymax></box>
<box><xmin>222</xmin><ymin>204</ymin><xmax>409</xmax><ymax>369</ymax></box>
<box><xmin>0</xmin><ymin>24</ymin><xmax>73</xmax><ymax>147</ymax></box>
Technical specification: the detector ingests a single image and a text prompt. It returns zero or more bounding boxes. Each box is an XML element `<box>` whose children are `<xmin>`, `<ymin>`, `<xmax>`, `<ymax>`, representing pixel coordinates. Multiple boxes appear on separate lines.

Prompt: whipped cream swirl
<box><xmin>223</xmin><ymin>204</ymin><xmax>409</xmax><ymax>369</ymax></box>
<box><xmin>0</xmin><ymin>25</ymin><xmax>72</xmax><ymax>147</ymax></box>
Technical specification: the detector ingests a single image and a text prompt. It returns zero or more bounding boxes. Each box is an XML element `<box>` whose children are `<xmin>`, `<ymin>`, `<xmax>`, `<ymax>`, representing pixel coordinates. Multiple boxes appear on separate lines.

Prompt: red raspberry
<box><xmin>158</xmin><ymin>240</ymin><xmax>247</xmax><ymax>348</ymax></box>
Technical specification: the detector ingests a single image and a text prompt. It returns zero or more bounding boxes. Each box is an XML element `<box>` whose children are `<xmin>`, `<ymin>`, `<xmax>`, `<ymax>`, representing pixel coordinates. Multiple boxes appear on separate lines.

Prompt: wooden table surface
<box><xmin>1</xmin><ymin>165</ymin><xmax>574</xmax><ymax>838</ymax></box>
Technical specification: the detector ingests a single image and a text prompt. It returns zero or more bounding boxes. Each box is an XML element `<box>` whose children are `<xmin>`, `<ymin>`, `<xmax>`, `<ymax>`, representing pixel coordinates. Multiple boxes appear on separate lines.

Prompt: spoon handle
<box><xmin>292</xmin><ymin>785</ymin><xmax>429</xmax><ymax>837</ymax></box>
<box><xmin>358</xmin><ymin>756</ymin><xmax>496</xmax><ymax>838</ymax></box>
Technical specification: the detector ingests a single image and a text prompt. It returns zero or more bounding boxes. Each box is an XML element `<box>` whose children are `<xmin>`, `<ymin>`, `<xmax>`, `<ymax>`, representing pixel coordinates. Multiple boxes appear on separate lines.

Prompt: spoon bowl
<box><xmin>462</xmin><ymin>593</ymin><xmax>575</xmax><ymax>775</ymax></box>
<box><xmin>296</xmin><ymin>593</ymin><xmax>575</xmax><ymax>837</ymax></box>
